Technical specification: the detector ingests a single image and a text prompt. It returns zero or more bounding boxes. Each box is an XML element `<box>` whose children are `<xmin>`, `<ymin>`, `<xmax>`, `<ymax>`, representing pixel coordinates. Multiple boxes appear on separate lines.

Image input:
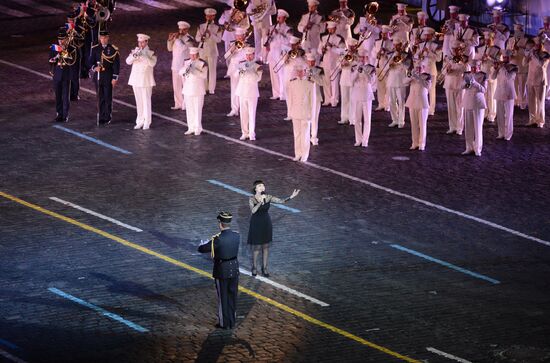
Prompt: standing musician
<box><xmin>441</xmin><ymin>41</ymin><xmax>469</xmax><ymax>135</ymax></box>
<box><xmin>454</xmin><ymin>14</ymin><xmax>479</xmax><ymax>59</ymax></box>
<box><xmin>389</xmin><ymin>3</ymin><xmax>413</xmax><ymax>45</ymax></box>
<box><xmin>337</xmin><ymin>38</ymin><xmax>359</xmax><ymax>125</ymax></box>
<box><xmin>179</xmin><ymin>47</ymin><xmax>208</xmax><ymax>136</ymax></box>
<box><xmin>66</xmin><ymin>12</ymin><xmax>84</xmax><ymax>101</ymax></box>
<box><xmin>492</xmin><ymin>50</ymin><xmax>517</xmax><ymax>140</ymax></box>
<box><xmin>441</xmin><ymin>5</ymin><xmax>460</xmax><ymax>58</ymax></box>
<box><xmin>507</xmin><ymin>24</ymin><xmax>529</xmax><ymax>109</ymax></box>
<box><xmin>265</xmin><ymin>9</ymin><xmax>292</xmax><ymax>101</ymax></box>
<box><xmin>539</xmin><ymin>16</ymin><xmax>550</xmax><ymax>100</ymax></box>
<box><xmin>523</xmin><ymin>37</ymin><xmax>550</xmax><ymax>128</ymax></box>
<box><xmin>374</xmin><ymin>25</ymin><xmax>394</xmax><ymax>111</ymax></box>
<box><xmin>353</xmin><ymin>2</ymin><xmax>380</xmax><ymax>64</ymax></box>
<box><xmin>384</xmin><ymin>40</ymin><xmax>411</xmax><ymax>128</ymax></box>
<box><xmin>75</xmin><ymin>2</ymin><xmax>95</xmax><ymax>80</ymax></box>
<box><xmin>235</xmin><ymin>47</ymin><xmax>262</xmax><ymax>141</ymax></box>
<box><xmin>198</xmin><ymin>212</ymin><xmax>240</xmax><ymax>330</ymax></box>
<box><xmin>298</xmin><ymin>0</ymin><xmax>324</xmax><ymax>55</ymax></box>
<box><xmin>167</xmin><ymin>21</ymin><xmax>194</xmax><ymax>110</ymax></box>
<box><xmin>281</xmin><ymin>36</ymin><xmax>307</xmax><ymax>121</ymax></box>
<box><xmin>196</xmin><ymin>8</ymin><xmax>222</xmax><ymax>95</ymax></box>
<box><xmin>219</xmin><ymin>1</ymin><xmax>250</xmax><ymax>70</ymax></box>
<box><xmin>414</xmin><ymin>28</ymin><xmax>441</xmax><ymax>116</ymax></box>
<box><xmin>350</xmin><ymin>49</ymin><xmax>375</xmax><ymax>147</ymax></box>
<box><xmin>318</xmin><ymin>21</ymin><xmax>346</xmax><ymax>107</ymax></box>
<box><xmin>477</xmin><ymin>30</ymin><xmax>499</xmax><ymax>123</ymax></box>
<box><xmin>287</xmin><ymin>65</ymin><xmax>314</xmax><ymax>162</ymax></box>
<box><xmin>488</xmin><ymin>9</ymin><xmax>510</xmax><ymax>50</ymax></box>
<box><xmin>226</xmin><ymin>28</ymin><xmax>251</xmax><ymax>117</ymax></box>
<box><xmin>247</xmin><ymin>0</ymin><xmax>277</xmax><ymax>62</ymax></box>
<box><xmin>329</xmin><ymin>0</ymin><xmax>355</xmax><ymax>42</ymax></box>
<box><xmin>410</xmin><ymin>11</ymin><xmax>429</xmax><ymax>54</ymax></box>
<box><xmin>461</xmin><ymin>59</ymin><xmax>487</xmax><ymax>157</ymax></box>
<box><xmin>305</xmin><ymin>53</ymin><xmax>324</xmax><ymax>146</ymax></box>
<box><xmin>89</xmin><ymin>30</ymin><xmax>120</xmax><ymax>126</ymax></box>
<box><xmin>49</xmin><ymin>27</ymin><xmax>75</xmax><ymax>123</ymax></box>
<box><xmin>404</xmin><ymin>64</ymin><xmax>431</xmax><ymax>151</ymax></box>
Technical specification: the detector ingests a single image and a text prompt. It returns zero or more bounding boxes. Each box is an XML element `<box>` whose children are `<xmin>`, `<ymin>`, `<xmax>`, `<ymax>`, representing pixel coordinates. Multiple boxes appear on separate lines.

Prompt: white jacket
<box><xmin>287</xmin><ymin>78</ymin><xmax>313</xmax><ymax>120</ymax></box>
<box><xmin>405</xmin><ymin>73</ymin><xmax>431</xmax><ymax>109</ymax></box>
<box><xmin>492</xmin><ymin>66</ymin><xmax>516</xmax><ymax>101</ymax></box>
<box><xmin>524</xmin><ymin>52</ymin><xmax>550</xmax><ymax>86</ymax></box>
<box><xmin>298</xmin><ymin>12</ymin><xmax>324</xmax><ymax>50</ymax></box>
<box><xmin>350</xmin><ymin>65</ymin><xmax>375</xmax><ymax>102</ymax></box>
<box><xmin>167</xmin><ymin>34</ymin><xmax>194</xmax><ymax>71</ymax></box>
<box><xmin>195</xmin><ymin>22</ymin><xmax>222</xmax><ymax>56</ymax></box>
<box><xmin>318</xmin><ymin>33</ymin><xmax>346</xmax><ymax>70</ymax></box>
<box><xmin>179</xmin><ymin>59</ymin><xmax>207</xmax><ymax>96</ymax></box>
<box><xmin>126</xmin><ymin>46</ymin><xmax>157</xmax><ymax>87</ymax></box>
<box><xmin>234</xmin><ymin>61</ymin><xmax>262</xmax><ymax>98</ymax></box>
<box><xmin>462</xmin><ymin>72</ymin><xmax>487</xmax><ymax>110</ymax></box>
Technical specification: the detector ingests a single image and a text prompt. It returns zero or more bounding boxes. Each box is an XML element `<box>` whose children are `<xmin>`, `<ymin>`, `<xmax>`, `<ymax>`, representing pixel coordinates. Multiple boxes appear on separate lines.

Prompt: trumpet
<box><xmin>132</xmin><ymin>47</ymin><xmax>142</xmax><ymax>58</ymax></box>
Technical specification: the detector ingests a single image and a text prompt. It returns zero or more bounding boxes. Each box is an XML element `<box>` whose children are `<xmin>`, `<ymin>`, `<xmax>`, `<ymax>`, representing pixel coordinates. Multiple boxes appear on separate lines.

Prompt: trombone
<box><xmin>329</xmin><ymin>49</ymin><xmax>356</xmax><ymax>81</ymax></box>
<box><xmin>223</xmin><ymin>27</ymin><xmax>253</xmax><ymax>60</ymax></box>
<box><xmin>273</xmin><ymin>48</ymin><xmax>305</xmax><ymax>73</ymax></box>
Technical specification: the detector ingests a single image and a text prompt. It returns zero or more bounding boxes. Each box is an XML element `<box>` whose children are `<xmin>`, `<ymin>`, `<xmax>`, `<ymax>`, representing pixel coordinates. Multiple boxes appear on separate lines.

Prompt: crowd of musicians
<box><xmin>49</xmin><ymin>0</ymin><xmax>550</xmax><ymax>159</ymax></box>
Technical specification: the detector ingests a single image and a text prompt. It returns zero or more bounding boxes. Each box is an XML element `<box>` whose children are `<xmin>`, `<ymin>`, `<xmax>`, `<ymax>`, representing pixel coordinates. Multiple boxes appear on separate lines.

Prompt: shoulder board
<box><xmin>111</xmin><ymin>44</ymin><xmax>118</xmax><ymax>50</ymax></box>
<box><xmin>478</xmin><ymin>71</ymin><xmax>487</xmax><ymax>77</ymax></box>
<box><xmin>91</xmin><ymin>44</ymin><xmax>99</xmax><ymax>48</ymax></box>
<box><xmin>421</xmin><ymin>72</ymin><xmax>432</xmax><ymax>80</ymax></box>
<box><xmin>184</xmin><ymin>58</ymin><xmax>190</xmax><ymax>61</ymax></box>
<box><xmin>239</xmin><ymin>60</ymin><xmax>246</xmax><ymax>63</ymax></box>
<box><xmin>336</xmin><ymin>34</ymin><xmax>345</xmax><ymax>42</ymax></box>
<box><xmin>198</xmin><ymin>58</ymin><xmax>208</xmax><ymax>65</ymax></box>
<box><xmin>290</xmin><ymin>78</ymin><xmax>297</xmax><ymax>82</ymax></box>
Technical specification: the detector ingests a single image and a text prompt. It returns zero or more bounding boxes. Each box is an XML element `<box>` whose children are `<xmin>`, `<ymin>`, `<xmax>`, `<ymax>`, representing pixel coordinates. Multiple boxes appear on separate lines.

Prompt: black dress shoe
<box><xmin>251</xmin><ymin>267</ymin><xmax>257</xmax><ymax>277</ymax></box>
<box><xmin>70</xmin><ymin>95</ymin><xmax>80</xmax><ymax>101</ymax></box>
<box><xmin>261</xmin><ymin>267</ymin><xmax>270</xmax><ymax>278</ymax></box>
<box><xmin>215</xmin><ymin>324</ymin><xmax>228</xmax><ymax>329</ymax></box>
<box><xmin>54</xmin><ymin>116</ymin><xmax>63</xmax><ymax>122</ymax></box>
<box><xmin>62</xmin><ymin>117</ymin><xmax>69</xmax><ymax>123</ymax></box>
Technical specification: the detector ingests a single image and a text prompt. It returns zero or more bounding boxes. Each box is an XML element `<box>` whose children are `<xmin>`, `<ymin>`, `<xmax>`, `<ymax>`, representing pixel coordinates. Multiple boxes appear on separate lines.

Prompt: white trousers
<box><xmin>409</xmin><ymin>108</ymin><xmax>429</xmax><ymax>150</ymax></box>
<box><xmin>292</xmin><ymin>118</ymin><xmax>311</xmax><ymax>162</ymax></box>
<box><xmin>527</xmin><ymin>85</ymin><xmax>546</xmax><ymax>126</ymax></box>
<box><xmin>389</xmin><ymin>87</ymin><xmax>407</xmax><ymax>126</ymax></box>
<box><xmin>239</xmin><ymin>96</ymin><xmax>258</xmax><ymax>138</ymax></box>
<box><xmin>515</xmin><ymin>73</ymin><xmax>527</xmax><ymax>108</ymax></box>
<box><xmin>310</xmin><ymin>101</ymin><xmax>321</xmax><ymax>144</ymax></box>
<box><xmin>322</xmin><ymin>67</ymin><xmax>339</xmax><ymax>105</ymax></box>
<box><xmin>464</xmin><ymin>108</ymin><xmax>484</xmax><ymax>155</ymax></box>
<box><xmin>496</xmin><ymin>99</ymin><xmax>514</xmax><ymax>140</ymax></box>
<box><xmin>429</xmin><ymin>73</ymin><xmax>436</xmax><ymax>115</ymax></box>
<box><xmin>340</xmin><ymin>85</ymin><xmax>352</xmax><ymax>122</ymax></box>
<box><xmin>376</xmin><ymin>77</ymin><xmax>388</xmax><ymax>110</ymax></box>
<box><xmin>485</xmin><ymin>78</ymin><xmax>497</xmax><ymax>121</ymax></box>
<box><xmin>171</xmin><ymin>70</ymin><xmax>184</xmax><ymax>109</ymax></box>
<box><xmin>229</xmin><ymin>74</ymin><xmax>240</xmax><ymax>114</ymax></box>
<box><xmin>269</xmin><ymin>64</ymin><xmax>284</xmax><ymax>99</ymax></box>
<box><xmin>203</xmin><ymin>53</ymin><xmax>217</xmax><ymax>93</ymax></box>
<box><xmin>184</xmin><ymin>95</ymin><xmax>204</xmax><ymax>134</ymax></box>
<box><xmin>132</xmin><ymin>86</ymin><xmax>153</xmax><ymax>128</ymax></box>
<box><xmin>445</xmin><ymin>88</ymin><xmax>464</xmax><ymax>133</ymax></box>
<box><xmin>253</xmin><ymin>24</ymin><xmax>269</xmax><ymax>61</ymax></box>
<box><xmin>353</xmin><ymin>100</ymin><xmax>372</xmax><ymax>146</ymax></box>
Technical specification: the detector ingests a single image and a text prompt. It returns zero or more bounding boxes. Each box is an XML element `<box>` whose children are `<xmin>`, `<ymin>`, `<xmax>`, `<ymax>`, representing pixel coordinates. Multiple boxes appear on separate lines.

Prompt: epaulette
<box><xmin>198</xmin><ymin>58</ymin><xmax>208</xmax><ymax>66</ymax></box>
<box><xmin>239</xmin><ymin>59</ymin><xmax>247</xmax><ymax>63</ymax></box>
<box><xmin>421</xmin><ymin>72</ymin><xmax>432</xmax><ymax>81</ymax></box>
<box><xmin>477</xmin><ymin>71</ymin><xmax>487</xmax><ymax>82</ymax></box>
<box><xmin>184</xmin><ymin>58</ymin><xmax>190</xmax><ymax>61</ymax></box>
<box><xmin>91</xmin><ymin>44</ymin><xmax>99</xmax><ymax>48</ymax></box>
<box><xmin>336</xmin><ymin>34</ymin><xmax>345</xmax><ymax>42</ymax></box>
<box><xmin>111</xmin><ymin>44</ymin><xmax>118</xmax><ymax>50</ymax></box>
<box><xmin>290</xmin><ymin>77</ymin><xmax>298</xmax><ymax>81</ymax></box>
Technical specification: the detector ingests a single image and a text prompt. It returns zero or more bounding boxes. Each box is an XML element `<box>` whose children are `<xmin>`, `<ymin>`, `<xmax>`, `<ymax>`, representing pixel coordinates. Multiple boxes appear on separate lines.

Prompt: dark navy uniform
<box><xmin>67</xmin><ymin>14</ymin><xmax>86</xmax><ymax>100</ymax></box>
<box><xmin>198</xmin><ymin>212</ymin><xmax>240</xmax><ymax>329</ymax></box>
<box><xmin>88</xmin><ymin>32</ymin><xmax>120</xmax><ymax>125</ymax></box>
<box><xmin>49</xmin><ymin>28</ymin><xmax>76</xmax><ymax>122</ymax></box>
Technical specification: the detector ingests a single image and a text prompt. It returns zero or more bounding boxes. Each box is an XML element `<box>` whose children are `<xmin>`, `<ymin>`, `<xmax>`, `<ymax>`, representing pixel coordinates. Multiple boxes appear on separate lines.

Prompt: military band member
<box><xmin>539</xmin><ymin>16</ymin><xmax>550</xmax><ymax>100</ymax></box>
<box><xmin>198</xmin><ymin>212</ymin><xmax>240</xmax><ymax>330</ymax></box>
<box><xmin>442</xmin><ymin>5</ymin><xmax>460</xmax><ymax>58</ymax></box>
<box><xmin>66</xmin><ymin>13</ymin><xmax>83</xmax><ymax>101</ymax></box>
<box><xmin>167</xmin><ymin>21</ymin><xmax>194</xmax><ymax>110</ymax></box>
<box><xmin>385</xmin><ymin>40</ymin><xmax>410</xmax><ymax>128</ymax></box>
<box><xmin>462</xmin><ymin>59</ymin><xmax>487</xmax><ymax>156</ymax></box>
<box><xmin>179</xmin><ymin>47</ymin><xmax>207</xmax><ymax>136</ymax></box>
<box><xmin>492</xmin><ymin>50</ymin><xmax>517</xmax><ymax>140</ymax></box>
<box><xmin>89</xmin><ymin>30</ymin><xmax>120</xmax><ymax>126</ymax></box>
<box><xmin>235</xmin><ymin>48</ymin><xmax>262</xmax><ymax>140</ymax></box>
<box><xmin>298</xmin><ymin>0</ymin><xmax>324</xmax><ymax>54</ymax></box>
<box><xmin>226</xmin><ymin>28</ymin><xmax>251</xmax><ymax>117</ymax></box>
<box><xmin>247</xmin><ymin>0</ymin><xmax>277</xmax><ymax>62</ymax></box>
<box><xmin>329</xmin><ymin>0</ymin><xmax>355</xmax><ymax>42</ymax></box>
<box><xmin>443</xmin><ymin>41</ymin><xmax>470</xmax><ymax>135</ymax></box>
<box><xmin>281</xmin><ymin>36</ymin><xmax>306</xmax><ymax>120</ymax></box>
<box><xmin>305</xmin><ymin>53</ymin><xmax>324</xmax><ymax>145</ymax></box>
<box><xmin>488</xmin><ymin>9</ymin><xmax>510</xmax><ymax>50</ymax></box>
<box><xmin>415</xmin><ymin>28</ymin><xmax>441</xmax><ymax>115</ymax></box>
<box><xmin>350</xmin><ymin>50</ymin><xmax>375</xmax><ymax>147</ymax></box>
<box><xmin>219</xmin><ymin>3</ymin><xmax>250</xmax><ymax>68</ymax></box>
<box><xmin>410</xmin><ymin>11</ymin><xmax>428</xmax><ymax>52</ymax></box>
<box><xmin>374</xmin><ymin>25</ymin><xmax>394</xmax><ymax>111</ymax></box>
<box><xmin>353</xmin><ymin>5</ymin><xmax>379</xmax><ymax>63</ymax></box>
<box><xmin>337</xmin><ymin>38</ymin><xmax>359</xmax><ymax>125</ymax></box>
<box><xmin>196</xmin><ymin>8</ymin><xmax>222</xmax><ymax>95</ymax></box>
<box><xmin>49</xmin><ymin>28</ymin><xmax>74</xmax><ymax>123</ymax></box>
<box><xmin>404</xmin><ymin>64</ymin><xmax>431</xmax><ymax>151</ymax></box>
<box><xmin>454</xmin><ymin>14</ymin><xmax>479</xmax><ymax>59</ymax></box>
<box><xmin>523</xmin><ymin>37</ymin><xmax>550</xmax><ymax>128</ymax></box>
<box><xmin>265</xmin><ymin>9</ymin><xmax>292</xmax><ymax>100</ymax></box>
<box><xmin>507</xmin><ymin>24</ymin><xmax>529</xmax><ymax>109</ymax></box>
<box><xmin>390</xmin><ymin>3</ymin><xmax>413</xmax><ymax>45</ymax></box>
<box><xmin>126</xmin><ymin>33</ymin><xmax>157</xmax><ymax>130</ymax></box>
<box><xmin>288</xmin><ymin>65</ymin><xmax>313</xmax><ymax>162</ymax></box>
<box><xmin>318</xmin><ymin>21</ymin><xmax>345</xmax><ymax>107</ymax></box>
<box><xmin>478</xmin><ymin>30</ymin><xmax>498</xmax><ymax>122</ymax></box>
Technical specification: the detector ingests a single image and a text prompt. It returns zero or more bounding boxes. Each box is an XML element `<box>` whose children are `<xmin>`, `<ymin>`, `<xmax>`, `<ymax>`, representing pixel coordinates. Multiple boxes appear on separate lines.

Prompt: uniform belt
<box><xmin>215</xmin><ymin>256</ymin><xmax>237</xmax><ymax>262</ymax></box>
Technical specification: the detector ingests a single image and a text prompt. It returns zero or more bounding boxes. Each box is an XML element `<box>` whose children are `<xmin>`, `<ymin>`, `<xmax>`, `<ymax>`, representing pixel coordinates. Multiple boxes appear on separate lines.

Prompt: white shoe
<box><xmin>338</xmin><ymin>120</ymin><xmax>349</xmax><ymax>125</ymax></box>
<box><xmin>194</xmin><ymin>132</ymin><xmax>202</xmax><ymax>136</ymax></box>
<box><xmin>239</xmin><ymin>134</ymin><xmax>247</xmax><ymax>140</ymax></box>
<box><xmin>409</xmin><ymin>145</ymin><xmax>417</xmax><ymax>150</ymax></box>
<box><xmin>354</xmin><ymin>142</ymin><xmax>361</xmax><ymax>147</ymax></box>
<box><xmin>249</xmin><ymin>136</ymin><xmax>256</xmax><ymax>141</ymax></box>
<box><xmin>284</xmin><ymin>117</ymin><xmax>291</xmax><ymax>121</ymax></box>
<box><xmin>375</xmin><ymin>106</ymin><xmax>384</xmax><ymax>111</ymax></box>
<box><xmin>270</xmin><ymin>96</ymin><xmax>279</xmax><ymax>100</ymax></box>
<box><xmin>184</xmin><ymin>130</ymin><xmax>194</xmax><ymax>135</ymax></box>
<box><xmin>496</xmin><ymin>135</ymin><xmax>504</xmax><ymax>140</ymax></box>
<box><xmin>143</xmin><ymin>126</ymin><xmax>150</xmax><ymax>130</ymax></box>
<box><xmin>292</xmin><ymin>156</ymin><xmax>300</xmax><ymax>161</ymax></box>
<box><xmin>226</xmin><ymin>111</ymin><xmax>237</xmax><ymax>117</ymax></box>
<box><xmin>388</xmin><ymin>122</ymin><xmax>398</xmax><ymax>128</ymax></box>
<box><xmin>475</xmin><ymin>152</ymin><xmax>481</xmax><ymax>157</ymax></box>
<box><xmin>456</xmin><ymin>131</ymin><xmax>462</xmax><ymax>135</ymax></box>
<box><xmin>134</xmin><ymin>124</ymin><xmax>143</xmax><ymax>130</ymax></box>
<box><xmin>311</xmin><ymin>140</ymin><xmax>318</xmax><ymax>146</ymax></box>
<box><xmin>419</xmin><ymin>147</ymin><xmax>425</xmax><ymax>151</ymax></box>
<box><xmin>397</xmin><ymin>124</ymin><xmax>405</xmax><ymax>128</ymax></box>
<box><xmin>170</xmin><ymin>106</ymin><xmax>180</xmax><ymax>110</ymax></box>
<box><xmin>461</xmin><ymin>149</ymin><xmax>473</xmax><ymax>155</ymax></box>
<box><xmin>446</xmin><ymin>129</ymin><xmax>454</xmax><ymax>134</ymax></box>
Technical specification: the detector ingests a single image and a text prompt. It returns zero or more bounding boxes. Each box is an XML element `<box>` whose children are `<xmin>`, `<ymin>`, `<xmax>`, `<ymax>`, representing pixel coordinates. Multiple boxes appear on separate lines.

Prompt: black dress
<box><xmin>247</xmin><ymin>198</ymin><xmax>273</xmax><ymax>246</ymax></box>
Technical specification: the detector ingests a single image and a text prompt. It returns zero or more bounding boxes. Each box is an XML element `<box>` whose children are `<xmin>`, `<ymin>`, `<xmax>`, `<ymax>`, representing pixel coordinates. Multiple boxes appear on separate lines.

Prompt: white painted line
<box><xmin>426</xmin><ymin>347</ymin><xmax>472</xmax><ymax>363</ymax></box>
<box><xmin>49</xmin><ymin>197</ymin><xmax>143</xmax><ymax>232</ymax></box>
<box><xmin>0</xmin><ymin>5</ymin><xmax>30</xmax><ymax>17</ymax></box>
<box><xmin>11</xmin><ymin>0</ymin><xmax>65</xmax><ymax>14</ymax></box>
<box><xmin>239</xmin><ymin>268</ymin><xmax>329</xmax><ymax>307</ymax></box>
<box><xmin>114</xmin><ymin>2</ymin><xmax>142</xmax><ymax>11</ymax></box>
<box><xmin>133</xmin><ymin>0</ymin><xmax>177</xmax><ymax>10</ymax></box>
<box><xmin>0</xmin><ymin>349</ymin><xmax>28</xmax><ymax>363</ymax></box>
<box><xmin>1</xmin><ymin>59</ymin><xmax>549</xmax><ymax>249</ymax></box>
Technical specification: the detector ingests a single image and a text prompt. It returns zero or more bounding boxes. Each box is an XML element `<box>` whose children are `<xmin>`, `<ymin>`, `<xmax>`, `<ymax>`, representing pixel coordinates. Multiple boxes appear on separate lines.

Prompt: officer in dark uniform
<box><xmin>67</xmin><ymin>12</ymin><xmax>85</xmax><ymax>101</ymax></box>
<box><xmin>49</xmin><ymin>27</ymin><xmax>75</xmax><ymax>123</ymax></box>
<box><xmin>198</xmin><ymin>211</ymin><xmax>240</xmax><ymax>330</ymax></box>
<box><xmin>88</xmin><ymin>30</ymin><xmax>120</xmax><ymax>126</ymax></box>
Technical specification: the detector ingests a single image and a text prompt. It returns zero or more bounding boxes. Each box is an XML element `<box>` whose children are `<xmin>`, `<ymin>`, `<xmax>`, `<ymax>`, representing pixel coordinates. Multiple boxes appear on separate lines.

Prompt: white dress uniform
<box><xmin>462</xmin><ymin>71</ymin><xmax>487</xmax><ymax>156</ymax></box>
<box><xmin>477</xmin><ymin>42</ymin><xmax>498</xmax><ymax>122</ymax></box>
<box><xmin>386</xmin><ymin>53</ymin><xmax>409</xmax><ymax>128</ymax></box>
<box><xmin>298</xmin><ymin>10</ymin><xmax>324</xmax><ymax>54</ymax></box>
<box><xmin>415</xmin><ymin>38</ymin><xmax>442</xmax><ymax>115</ymax></box>
<box><xmin>219</xmin><ymin>8</ymin><xmax>250</xmax><ymax>61</ymax></box>
<box><xmin>235</xmin><ymin>59</ymin><xmax>262</xmax><ymax>140</ymax></box>
<box><xmin>404</xmin><ymin>72</ymin><xmax>431</xmax><ymax>150</ymax></box>
<box><xmin>453</xmin><ymin>21</ymin><xmax>479</xmax><ymax>59</ymax></box>
<box><xmin>318</xmin><ymin>30</ymin><xmax>346</xmax><ymax>106</ymax></box>
<box><xmin>126</xmin><ymin>39</ymin><xmax>157</xmax><ymax>130</ymax></box>
<box><xmin>353</xmin><ymin>19</ymin><xmax>379</xmax><ymax>64</ymax></box>
<box><xmin>374</xmin><ymin>35</ymin><xmax>394</xmax><ymax>111</ymax></box>
<box><xmin>247</xmin><ymin>0</ymin><xmax>277</xmax><ymax>61</ymax></box>
<box><xmin>389</xmin><ymin>14</ymin><xmax>413</xmax><ymax>45</ymax></box>
<box><xmin>492</xmin><ymin>63</ymin><xmax>517</xmax><ymax>140</ymax></box>
<box><xmin>507</xmin><ymin>30</ymin><xmax>529</xmax><ymax>109</ymax></box>
<box><xmin>489</xmin><ymin>23</ymin><xmax>510</xmax><ymax>50</ymax></box>
<box><xmin>282</xmin><ymin>47</ymin><xmax>307</xmax><ymax>119</ymax></box>
<box><xmin>350</xmin><ymin>64</ymin><xmax>375</xmax><ymax>146</ymax></box>
<box><xmin>442</xmin><ymin>18</ymin><xmax>459</xmax><ymax>58</ymax></box>
<box><xmin>287</xmin><ymin>76</ymin><xmax>313</xmax><ymax>162</ymax></box>
<box><xmin>330</xmin><ymin>7</ymin><xmax>354</xmax><ymax>42</ymax></box>
<box><xmin>226</xmin><ymin>37</ymin><xmax>249</xmax><ymax>116</ymax></box>
<box><xmin>306</xmin><ymin>63</ymin><xmax>324</xmax><ymax>145</ymax></box>
<box><xmin>266</xmin><ymin>21</ymin><xmax>291</xmax><ymax>99</ymax></box>
<box><xmin>539</xmin><ymin>24</ymin><xmax>550</xmax><ymax>99</ymax></box>
<box><xmin>167</xmin><ymin>25</ymin><xmax>194</xmax><ymax>110</ymax></box>
<box><xmin>443</xmin><ymin>57</ymin><xmax>470</xmax><ymax>134</ymax></box>
<box><xmin>523</xmin><ymin>48</ymin><xmax>550</xmax><ymax>127</ymax></box>
<box><xmin>196</xmin><ymin>19</ymin><xmax>222</xmax><ymax>94</ymax></box>
<box><xmin>179</xmin><ymin>57</ymin><xmax>207</xmax><ymax>135</ymax></box>
<box><xmin>339</xmin><ymin>44</ymin><xmax>357</xmax><ymax>124</ymax></box>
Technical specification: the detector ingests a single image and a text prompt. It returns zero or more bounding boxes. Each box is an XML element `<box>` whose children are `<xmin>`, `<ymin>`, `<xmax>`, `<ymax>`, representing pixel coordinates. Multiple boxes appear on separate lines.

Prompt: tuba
<box><xmin>224</xmin><ymin>0</ymin><xmax>249</xmax><ymax>31</ymax></box>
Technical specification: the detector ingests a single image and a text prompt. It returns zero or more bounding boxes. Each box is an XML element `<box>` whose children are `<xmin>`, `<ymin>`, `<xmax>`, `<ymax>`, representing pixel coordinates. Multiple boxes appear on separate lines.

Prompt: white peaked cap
<box><xmin>396</xmin><ymin>3</ymin><xmax>407</xmax><ymax>10</ymax></box>
<box><xmin>277</xmin><ymin>9</ymin><xmax>289</xmax><ymax>18</ymax></box>
<box><xmin>137</xmin><ymin>33</ymin><xmax>150</xmax><ymax>41</ymax></box>
<box><xmin>244</xmin><ymin>47</ymin><xmax>255</xmax><ymax>55</ymax></box>
<box><xmin>458</xmin><ymin>14</ymin><xmax>470</xmax><ymax>21</ymax></box>
<box><xmin>326</xmin><ymin>21</ymin><xmax>337</xmax><ymax>28</ymax></box>
<box><xmin>235</xmin><ymin>27</ymin><xmax>247</xmax><ymax>35</ymax></box>
<box><xmin>189</xmin><ymin>47</ymin><xmax>199</xmax><ymax>55</ymax></box>
<box><xmin>289</xmin><ymin>36</ymin><xmax>301</xmax><ymax>44</ymax></box>
<box><xmin>417</xmin><ymin>11</ymin><xmax>427</xmax><ymax>18</ymax></box>
<box><xmin>305</xmin><ymin>52</ymin><xmax>315</xmax><ymax>61</ymax></box>
<box><xmin>381</xmin><ymin>25</ymin><xmax>392</xmax><ymax>33</ymax></box>
<box><xmin>307</xmin><ymin>0</ymin><xmax>319</xmax><ymax>5</ymax></box>
<box><xmin>178</xmin><ymin>21</ymin><xmax>190</xmax><ymax>29</ymax></box>
<box><xmin>448</xmin><ymin>6</ymin><xmax>460</xmax><ymax>13</ymax></box>
<box><xmin>204</xmin><ymin>8</ymin><xmax>217</xmax><ymax>15</ymax></box>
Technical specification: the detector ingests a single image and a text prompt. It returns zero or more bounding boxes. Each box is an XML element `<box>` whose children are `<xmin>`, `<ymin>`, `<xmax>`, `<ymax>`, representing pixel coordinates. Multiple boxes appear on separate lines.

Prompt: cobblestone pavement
<box><xmin>0</xmin><ymin>2</ymin><xmax>549</xmax><ymax>363</ymax></box>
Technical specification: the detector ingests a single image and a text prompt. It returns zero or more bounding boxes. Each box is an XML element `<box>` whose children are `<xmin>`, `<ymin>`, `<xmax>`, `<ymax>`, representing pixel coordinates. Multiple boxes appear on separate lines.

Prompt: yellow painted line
<box><xmin>0</xmin><ymin>191</ymin><xmax>420</xmax><ymax>363</ymax></box>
